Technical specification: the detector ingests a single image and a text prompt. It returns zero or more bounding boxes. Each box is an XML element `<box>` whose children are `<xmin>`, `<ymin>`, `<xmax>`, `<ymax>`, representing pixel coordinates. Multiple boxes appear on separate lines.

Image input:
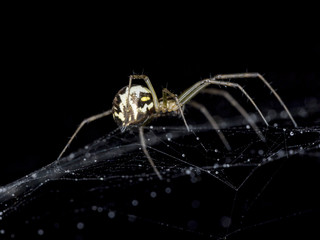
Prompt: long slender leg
<box><xmin>188</xmin><ymin>100</ymin><xmax>232</xmax><ymax>151</ymax></box>
<box><xmin>57</xmin><ymin>110</ymin><xmax>112</xmax><ymax>160</ymax></box>
<box><xmin>214</xmin><ymin>73</ymin><xmax>297</xmax><ymax>127</ymax></box>
<box><xmin>179</xmin><ymin>73</ymin><xmax>297</xmax><ymax>127</ymax></box>
<box><xmin>139</xmin><ymin>126</ymin><xmax>163</xmax><ymax>180</ymax></box>
<box><xmin>178</xmin><ymin>79</ymin><xmax>269</xmax><ymax>126</ymax></box>
<box><xmin>162</xmin><ymin>88</ymin><xmax>190</xmax><ymax>132</ymax></box>
<box><xmin>201</xmin><ymin>88</ymin><xmax>266</xmax><ymax>142</ymax></box>
<box><xmin>128</xmin><ymin>75</ymin><xmax>160</xmax><ymax>111</ymax></box>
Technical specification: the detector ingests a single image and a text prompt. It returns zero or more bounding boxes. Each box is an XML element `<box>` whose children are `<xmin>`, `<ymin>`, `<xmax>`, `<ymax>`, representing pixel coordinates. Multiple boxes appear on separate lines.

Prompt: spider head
<box><xmin>112</xmin><ymin>84</ymin><xmax>155</xmax><ymax>132</ymax></box>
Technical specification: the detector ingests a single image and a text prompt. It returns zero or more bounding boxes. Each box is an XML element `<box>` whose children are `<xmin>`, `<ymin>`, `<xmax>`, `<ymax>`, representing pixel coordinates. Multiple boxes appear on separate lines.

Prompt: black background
<box><xmin>1</xmin><ymin>5</ymin><xmax>320</xmax><ymax>240</ymax></box>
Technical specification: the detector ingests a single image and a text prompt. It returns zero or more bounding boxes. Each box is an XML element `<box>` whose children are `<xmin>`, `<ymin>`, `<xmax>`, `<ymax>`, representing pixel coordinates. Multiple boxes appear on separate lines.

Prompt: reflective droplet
<box><xmin>77</xmin><ymin>222</ymin><xmax>84</xmax><ymax>230</ymax></box>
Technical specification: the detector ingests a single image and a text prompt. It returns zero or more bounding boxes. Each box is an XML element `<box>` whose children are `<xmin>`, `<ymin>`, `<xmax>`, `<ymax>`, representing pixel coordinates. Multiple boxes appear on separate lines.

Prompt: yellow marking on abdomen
<box><xmin>141</xmin><ymin>96</ymin><xmax>151</xmax><ymax>102</ymax></box>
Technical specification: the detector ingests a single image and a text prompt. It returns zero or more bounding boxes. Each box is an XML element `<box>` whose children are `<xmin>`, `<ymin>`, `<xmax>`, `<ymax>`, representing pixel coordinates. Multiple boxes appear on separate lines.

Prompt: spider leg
<box><xmin>188</xmin><ymin>100</ymin><xmax>232</xmax><ymax>151</ymax></box>
<box><xmin>139</xmin><ymin>126</ymin><xmax>163</xmax><ymax>180</ymax></box>
<box><xmin>214</xmin><ymin>73</ymin><xmax>297</xmax><ymax>127</ymax></box>
<box><xmin>201</xmin><ymin>88</ymin><xmax>266</xmax><ymax>142</ymax></box>
<box><xmin>57</xmin><ymin>109</ymin><xmax>112</xmax><ymax>160</ymax></box>
<box><xmin>162</xmin><ymin>88</ymin><xmax>190</xmax><ymax>132</ymax></box>
<box><xmin>178</xmin><ymin>78</ymin><xmax>269</xmax><ymax>126</ymax></box>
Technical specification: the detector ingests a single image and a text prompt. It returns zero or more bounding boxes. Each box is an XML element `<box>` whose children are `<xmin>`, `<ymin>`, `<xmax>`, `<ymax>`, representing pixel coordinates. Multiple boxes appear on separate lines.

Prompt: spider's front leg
<box><xmin>178</xmin><ymin>73</ymin><xmax>297</xmax><ymax>128</ymax></box>
<box><xmin>179</xmin><ymin>78</ymin><xmax>269</xmax><ymax>126</ymax></box>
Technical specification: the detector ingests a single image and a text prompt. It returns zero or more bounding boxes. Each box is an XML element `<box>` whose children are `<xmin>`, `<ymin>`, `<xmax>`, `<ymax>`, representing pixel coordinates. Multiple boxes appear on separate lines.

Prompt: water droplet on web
<box><xmin>77</xmin><ymin>222</ymin><xmax>84</xmax><ymax>230</ymax></box>
<box><xmin>150</xmin><ymin>191</ymin><xmax>157</xmax><ymax>198</ymax></box>
<box><xmin>37</xmin><ymin>229</ymin><xmax>44</xmax><ymax>236</ymax></box>
<box><xmin>108</xmin><ymin>211</ymin><xmax>116</xmax><ymax>219</ymax></box>
<box><xmin>290</xmin><ymin>131</ymin><xmax>294</xmax><ymax>136</ymax></box>
<box><xmin>246</xmin><ymin>124</ymin><xmax>250</xmax><ymax>129</ymax></box>
<box><xmin>132</xmin><ymin>199</ymin><xmax>139</xmax><ymax>206</ymax></box>
<box><xmin>67</xmin><ymin>153</ymin><xmax>75</xmax><ymax>160</ymax></box>
<box><xmin>165</xmin><ymin>187</ymin><xmax>171</xmax><ymax>194</ymax></box>
<box><xmin>149</xmin><ymin>125</ymin><xmax>153</xmax><ymax>129</ymax></box>
<box><xmin>182</xmin><ymin>154</ymin><xmax>185</xmax><ymax>157</ymax></box>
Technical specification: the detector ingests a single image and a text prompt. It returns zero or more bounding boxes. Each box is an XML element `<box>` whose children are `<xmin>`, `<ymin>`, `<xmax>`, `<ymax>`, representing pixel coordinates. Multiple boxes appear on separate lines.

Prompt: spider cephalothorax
<box><xmin>112</xmin><ymin>84</ymin><xmax>155</xmax><ymax>131</ymax></box>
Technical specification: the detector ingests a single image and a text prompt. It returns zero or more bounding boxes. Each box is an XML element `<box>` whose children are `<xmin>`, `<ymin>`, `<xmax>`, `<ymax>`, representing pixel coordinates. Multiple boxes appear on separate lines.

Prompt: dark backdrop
<box><xmin>1</xmin><ymin>8</ymin><xmax>319</xmax><ymax>240</ymax></box>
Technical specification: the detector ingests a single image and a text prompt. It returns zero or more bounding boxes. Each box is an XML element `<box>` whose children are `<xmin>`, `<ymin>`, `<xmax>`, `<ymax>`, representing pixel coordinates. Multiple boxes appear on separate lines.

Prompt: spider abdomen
<box><xmin>112</xmin><ymin>85</ymin><xmax>155</xmax><ymax>130</ymax></box>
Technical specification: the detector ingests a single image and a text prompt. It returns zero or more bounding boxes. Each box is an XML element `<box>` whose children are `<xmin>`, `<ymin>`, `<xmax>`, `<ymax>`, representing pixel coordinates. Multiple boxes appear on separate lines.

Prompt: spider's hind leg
<box><xmin>188</xmin><ymin>100</ymin><xmax>232</xmax><ymax>151</ymax></box>
<box><xmin>201</xmin><ymin>88</ymin><xmax>266</xmax><ymax>142</ymax></box>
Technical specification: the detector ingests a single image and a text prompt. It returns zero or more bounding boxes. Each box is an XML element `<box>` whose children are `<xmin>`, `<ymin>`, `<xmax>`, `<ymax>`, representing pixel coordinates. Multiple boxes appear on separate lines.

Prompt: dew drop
<box><xmin>182</xmin><ymin>154</ymin><xmax>185</xmax><ymax>157</ymax></box>
<box><xmin>165</xmin><ymin>187</ymin><xmax>171</xmax><ymax>194</ymax></box>
<box><xmin>150</xmin><ymin>191</ymin><xmax>157</xmax><ymax>198</ymax></box>
<box><xmin>37</xmin><ymin>229</ymin><xmax>44</xmax><ymax>236</ymax></box>
<box><xmin>290</xmin><ymin>131</ymin><xmax>294</xmax><ymax>136</ymax></box>
<box><xmin>108</xmin><ymin>211</ymin><xmax>116</xmax><ymax>219</ymax></box>
<box><xmin>77</xmin><ymin>222</ymin><xmax>84</xmax><ymax>230</ymax></box>
<box><xmin>132</xmin><ymin>199</ymin><xmax>139</xmax><ymax>206</ymax></box>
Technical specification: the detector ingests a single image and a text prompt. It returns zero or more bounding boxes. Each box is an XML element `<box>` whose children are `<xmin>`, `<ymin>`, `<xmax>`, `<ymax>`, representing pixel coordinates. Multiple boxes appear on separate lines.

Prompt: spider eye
<box><xmin>112</xmin><ymin>85</ymin><xmax>155</xmax><ymax>128</ymax></box>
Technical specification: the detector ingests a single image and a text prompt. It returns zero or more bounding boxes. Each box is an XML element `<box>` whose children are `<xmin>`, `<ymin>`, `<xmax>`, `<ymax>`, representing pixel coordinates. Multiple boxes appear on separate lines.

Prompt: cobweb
<box><xmin>0</xmin><ymin>98</ymin><xmax>319</xmax><ymax>239</ymax></box>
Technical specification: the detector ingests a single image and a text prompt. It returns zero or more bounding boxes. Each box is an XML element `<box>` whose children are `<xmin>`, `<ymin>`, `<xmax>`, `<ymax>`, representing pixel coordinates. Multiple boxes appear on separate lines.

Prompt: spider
<box><xmin>58</xmin><ymin>73</ymin><xmax>297</xmax><ymax>180</ymax></box>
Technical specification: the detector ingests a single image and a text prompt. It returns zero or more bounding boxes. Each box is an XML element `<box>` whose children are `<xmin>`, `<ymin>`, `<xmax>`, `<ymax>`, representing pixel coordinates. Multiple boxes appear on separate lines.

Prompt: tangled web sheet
<box><xmin>0</xmin><ymin>100</ymin><xmax>319</xmax><ymax>239</ymax></box>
